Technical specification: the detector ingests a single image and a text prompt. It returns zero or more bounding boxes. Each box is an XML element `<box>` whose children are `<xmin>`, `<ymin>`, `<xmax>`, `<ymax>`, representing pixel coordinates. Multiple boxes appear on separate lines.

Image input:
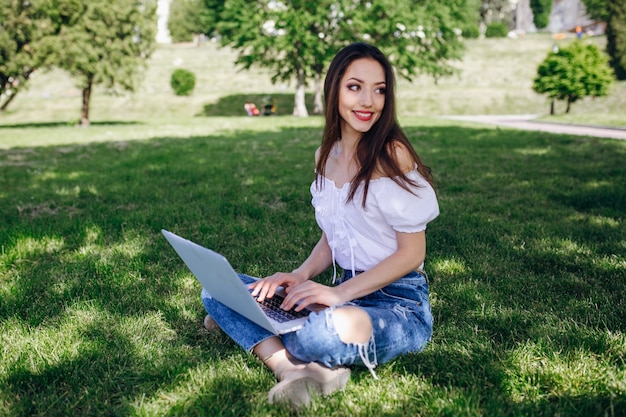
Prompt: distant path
<box><xmin>440</xmin><ymin>115</ymin><xmax>626</xmax><ymax>141</ymax></box>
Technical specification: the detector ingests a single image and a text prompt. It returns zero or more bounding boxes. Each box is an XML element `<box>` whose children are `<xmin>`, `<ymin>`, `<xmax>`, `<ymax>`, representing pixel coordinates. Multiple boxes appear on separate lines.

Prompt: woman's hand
<box><xmin>281</xmin><ymin>281</ymin><xmax>344</xmax><ymax>312</ymax></box>
<box><xmin>248</xmin><ymin>271</ymin><xmax>308</xmax><ymax>302</ymax></box>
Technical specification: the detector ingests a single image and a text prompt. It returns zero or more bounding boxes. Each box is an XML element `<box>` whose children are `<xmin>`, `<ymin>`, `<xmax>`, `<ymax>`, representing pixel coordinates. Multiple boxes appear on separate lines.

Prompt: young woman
<box><xmin>202</xmin><ymin>42</ymin><xmax>439</xmax><ymax>408</ymax></box>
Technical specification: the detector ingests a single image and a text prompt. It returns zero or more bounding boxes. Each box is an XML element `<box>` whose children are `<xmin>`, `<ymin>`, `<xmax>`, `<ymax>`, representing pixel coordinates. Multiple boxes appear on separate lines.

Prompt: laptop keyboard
<box><xmin>254</xmin><ymin>293</ymin><xmax>310</xmax><ymax>323</ymax></box>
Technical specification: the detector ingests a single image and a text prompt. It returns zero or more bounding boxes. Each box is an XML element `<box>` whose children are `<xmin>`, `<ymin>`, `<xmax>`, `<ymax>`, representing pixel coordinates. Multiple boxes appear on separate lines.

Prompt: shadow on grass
<box><xmin>0</xmin><ymin>120</ymin><xmax>142</xmax><ymax>129</ymax></box>
<box><xmin>0</xmin><ymin>124</ymin><xmax>625</xmax><ymax>415</ymax></box>
<box><xmin>199</xmin><ymin>93</ymin><xmax>317</xmax><ymax>117</ymax></box>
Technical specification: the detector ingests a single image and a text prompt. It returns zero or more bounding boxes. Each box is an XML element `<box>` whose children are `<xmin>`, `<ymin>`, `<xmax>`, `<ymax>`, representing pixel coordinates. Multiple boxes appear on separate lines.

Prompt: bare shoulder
<box><xmin>388</xmin><ymin>141</ymin><xmax>416</xmax><ymax>173</ymax></box>
<box><xmin>315</xmin><ymin>146</ymin><xmax>321</xmax><ymax>165</ymax></box>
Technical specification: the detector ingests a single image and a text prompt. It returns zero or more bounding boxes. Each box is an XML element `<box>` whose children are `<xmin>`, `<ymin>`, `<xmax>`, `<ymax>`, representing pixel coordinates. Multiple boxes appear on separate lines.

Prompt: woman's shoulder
<box><xmin>390</xmin><ymin>141</ymin><xmax>415</xmax><ymax>172</ymax></box>
<box><xmin>371</xmin><ymin>140</ymin><xmax>415</xmax><ymax>179</ymax></box>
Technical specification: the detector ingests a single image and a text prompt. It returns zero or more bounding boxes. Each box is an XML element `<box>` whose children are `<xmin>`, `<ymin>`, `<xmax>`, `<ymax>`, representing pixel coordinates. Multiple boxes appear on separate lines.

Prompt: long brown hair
<box><xmin>316</xmin><ymin>42</ymin><xmax>434</xmax><ymax>206</ymax></box>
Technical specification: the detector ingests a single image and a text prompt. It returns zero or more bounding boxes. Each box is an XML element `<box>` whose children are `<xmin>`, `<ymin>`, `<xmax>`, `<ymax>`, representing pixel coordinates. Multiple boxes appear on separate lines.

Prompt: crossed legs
<box><xmin>251</xmin><ymin>306</ymin><xmax>372</xmax><ymax>407</ymax></box>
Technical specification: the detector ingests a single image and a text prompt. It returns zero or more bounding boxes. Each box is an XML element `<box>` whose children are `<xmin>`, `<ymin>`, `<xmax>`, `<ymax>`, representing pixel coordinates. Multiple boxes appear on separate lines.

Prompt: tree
<box><xmin>582</xmin><ymin>0</ymin><xmax>626</xmax><ymax>80</ymax></box>
<box><xmin>168</xmin><ymin>0</ymin><xmax>205</xmax><ymax>42</ymax></box>
<box><xmin>168</xmin><ymin>0</ymin><xmax>224</xmax><ymax>42</ymax></box>
<box><xmin>53</xmin><ymin>0</ymin><xmax>157</xmax><ymax>126</ymax></box>
<box><xmin>581</xmin><ymin>0</ymin><xmax>608</xmax><ymax>21</ymax></box>
<box><xmin>530</xmin><ymin>0</ymin><xmax>552</xmax><ymax>29</ymax></box>
<box><xmin>218</xmin><ymin>0</ymin><xmax>467</xmax><ymax>117</ymax></box>
<box><xmin>349</xmin><ymin>1</ymin><xmax>466</xmax><ymax>82</ymax></box>
<box><xmin>606</xmin><ymin>0</ymin><xmax>626</xmax><ymax>80</ymax></box>
<box><xmin>0</xmin><ymin>0</ymin><xmax>82</xmax><ymax>111</ymax></box>
<box><xmin>533</xmin><ymin>41</ymin><xmax>613</xmax><ymax>115</ymax></box>
<box><xmin>219</xmin><ymin>0</ymin><xmax>351</xmax><ymax>116</ymax></box>
<box><xmin>478</xmin><ymin>0</ymin><xmax>514</xmax><ymax>27</ymax></box>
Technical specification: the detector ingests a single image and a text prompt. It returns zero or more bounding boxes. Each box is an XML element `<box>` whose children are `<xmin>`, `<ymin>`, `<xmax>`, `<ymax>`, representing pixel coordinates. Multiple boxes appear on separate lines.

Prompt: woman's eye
<box><xmin>348</xmin><ymin>84</ymin><xmax>360</xmax><ymax>91</ymax></box>
<box><xmin>375</xmin><ymin>88</ymin><xmax>386</xmax><ymax>94</ymax></box>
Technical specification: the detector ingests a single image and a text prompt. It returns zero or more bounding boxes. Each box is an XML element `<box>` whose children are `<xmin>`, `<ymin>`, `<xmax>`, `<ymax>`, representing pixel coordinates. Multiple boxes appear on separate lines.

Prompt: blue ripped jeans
<box><xmin>201</xmin><ymin>270</ymin><xmax>433</xmax><ymax>374</ymax></box>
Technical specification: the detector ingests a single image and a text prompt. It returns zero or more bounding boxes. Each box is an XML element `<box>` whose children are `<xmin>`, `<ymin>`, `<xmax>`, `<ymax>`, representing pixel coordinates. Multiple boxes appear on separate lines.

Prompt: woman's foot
<box><xmin>203</xmin><ymin>314</ymin><xmax>218</xmax><ymax>331</ymax></box>
<box><xmin>267</xmin><ymin>362</ymin><xmax>351</xmax><ymax>408</ymax></box>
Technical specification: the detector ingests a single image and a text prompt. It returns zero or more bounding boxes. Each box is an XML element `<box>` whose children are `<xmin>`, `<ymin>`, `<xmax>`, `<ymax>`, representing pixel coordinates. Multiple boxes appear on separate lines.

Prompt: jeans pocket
<box><xmin>379</xmin><ymin>277</ymin><xmax>428</xmax><ymax>306</ymax></box>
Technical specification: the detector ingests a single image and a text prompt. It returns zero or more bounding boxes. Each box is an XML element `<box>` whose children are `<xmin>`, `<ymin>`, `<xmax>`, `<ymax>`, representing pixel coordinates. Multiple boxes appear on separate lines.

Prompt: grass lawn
<box><xmin>0</xmin><ymin>35</ymin><xmax>625</xmax><ymax>416</ymax></box>
<box><xmin>0</xmin><ymin>115</ymin><xmax>625</xmax><ymax>416</ymax></box>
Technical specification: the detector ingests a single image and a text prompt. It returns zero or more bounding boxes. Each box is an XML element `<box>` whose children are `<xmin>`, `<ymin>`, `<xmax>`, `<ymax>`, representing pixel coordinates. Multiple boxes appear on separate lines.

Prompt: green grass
<box><xmin>0</xmin><ymin>36</ymin><xmax>625</xmax><ymax>416</ymax></box>
<box><xmin>1</xmin><ymin>115</ymin><xmax>625</xmax><ymax>416</ymax></box>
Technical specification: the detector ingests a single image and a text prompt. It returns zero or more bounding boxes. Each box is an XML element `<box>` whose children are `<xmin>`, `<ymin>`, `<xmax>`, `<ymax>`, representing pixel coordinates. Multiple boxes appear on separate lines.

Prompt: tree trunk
<box><xmin>313</xmin><ymin>70</ymin><xmax>323</xmax><ymax>115</ymax></box>
<box><xmin>81</xmin><ymin>77</ymin><xmax>93</xmax><ymax>126</ymax></box>
<box><xmin>0</xmin><ymin>90</ymin><xmax>19</xmax><ymax>112</ymax></box>
<box><xmin>550</xmin><ymin>99</ymin><xmax>555</xmax><ymax>115</ymax></box>
<box><xmin>1</xmin><ymin>69</ymin><xmax>33</xmax><ymax>112</ymax></box>
<box><xmin>565</xmin><ymin>97</ymin><xmax>571</xmax><ymax>114</ymax></box>
<box><xmin>293</xmin><ymin>68</ymin><xmax>308</xmax><ymax>117</ymax></box>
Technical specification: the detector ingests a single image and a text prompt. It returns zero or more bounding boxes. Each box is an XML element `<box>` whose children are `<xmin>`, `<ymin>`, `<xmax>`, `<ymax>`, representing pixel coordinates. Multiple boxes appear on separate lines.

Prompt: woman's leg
<box><xmin>253</xmin><ymin>335</ymin><xmax>351</xmax><ymax>408</ymax></box>
<box><xmin>201</xmin><ymin>276</ymin><xmax>351</xmax><ymax>408</ymax></box>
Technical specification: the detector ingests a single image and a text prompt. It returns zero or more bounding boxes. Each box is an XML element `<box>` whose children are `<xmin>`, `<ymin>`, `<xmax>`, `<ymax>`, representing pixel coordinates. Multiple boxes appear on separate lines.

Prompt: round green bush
<box><xmin>461</xmin><ymin>25</ymin><xmax>480</xmax><ymax>39</ymax></box>
<box><xmin>170</xmin><ymin>68</ymin><xmax>196</xmax><ymax>96</ymax></box>
<box><xmin>485</xmin><ymin>22</ymin><xmax>509</xmax><ymax>38</ymax></box>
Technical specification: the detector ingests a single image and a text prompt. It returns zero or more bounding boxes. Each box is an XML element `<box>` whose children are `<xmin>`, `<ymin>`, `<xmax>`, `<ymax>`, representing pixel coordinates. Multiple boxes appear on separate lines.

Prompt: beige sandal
<box><xmin>268</xmin><ymin>362</ymin><xmax>351</xmax><ymax>408</ymax></box>
<box><xmin>203</xmin><ymin>314</ymin><xmax>219</xmax><ymax>331</ymax></box>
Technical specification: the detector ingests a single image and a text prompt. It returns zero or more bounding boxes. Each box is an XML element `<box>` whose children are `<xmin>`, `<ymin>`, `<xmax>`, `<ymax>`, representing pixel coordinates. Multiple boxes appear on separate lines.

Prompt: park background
<box><xmin>1</xmin><ymin>1</ymin><xmax>625</xmax><ymax>416</ymax></box>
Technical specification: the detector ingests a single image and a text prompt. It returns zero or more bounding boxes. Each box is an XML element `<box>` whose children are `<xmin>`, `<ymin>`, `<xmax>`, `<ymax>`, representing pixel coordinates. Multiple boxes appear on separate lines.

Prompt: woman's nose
<box><xmin>360</xmin><ymin>90</ymin><xmax>373</xmax><ymax>107</ymax></box>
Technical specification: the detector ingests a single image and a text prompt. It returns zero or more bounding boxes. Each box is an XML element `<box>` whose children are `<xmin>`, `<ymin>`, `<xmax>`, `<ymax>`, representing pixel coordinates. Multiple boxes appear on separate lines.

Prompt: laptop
<box><xmin>162</xmin><ymin>229</ymin><xmax>311</xmax><ymax>335</ymax></box>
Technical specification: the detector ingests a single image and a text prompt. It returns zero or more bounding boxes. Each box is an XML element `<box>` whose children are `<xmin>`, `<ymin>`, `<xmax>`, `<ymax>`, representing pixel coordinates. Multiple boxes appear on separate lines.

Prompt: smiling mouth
<box><xmin>353</xmin><ymin>111</ymin><xmax>373</xmax><ymax>121</ymax></box>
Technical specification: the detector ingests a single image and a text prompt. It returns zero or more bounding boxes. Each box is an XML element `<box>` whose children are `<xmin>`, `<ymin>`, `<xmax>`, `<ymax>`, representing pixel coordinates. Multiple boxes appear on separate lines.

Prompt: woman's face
<box><xmin>337</xmin><ymin>58</ymin><xmax>386</xmax><ymax>138</ymax></box>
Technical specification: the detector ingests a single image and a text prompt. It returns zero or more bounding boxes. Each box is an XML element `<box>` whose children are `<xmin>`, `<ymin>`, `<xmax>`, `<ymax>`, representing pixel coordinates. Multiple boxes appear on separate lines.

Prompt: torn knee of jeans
<box><xmin>329</xmin><ymin>307</ymin><xmax>373</xmax><ymax>345</ymax></box>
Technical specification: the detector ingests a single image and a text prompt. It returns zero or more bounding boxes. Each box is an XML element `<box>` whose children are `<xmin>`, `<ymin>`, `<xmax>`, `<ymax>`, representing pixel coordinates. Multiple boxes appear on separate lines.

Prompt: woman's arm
<box><xmin>335</xmin><ymin>230</ymin><xmax>425</xmax><ymax>302</ymax></box>
<box><xmin>291</xmin><ymin>231</ymin><xmax>334</xmax><ymax>281</ymax></box>
<box><xmin>280</xmin><ymin>230</ymin><xmax>426</xmax><ymax>311</ymax></box>
<box><xmin>249</xmin><ymin>232</ymin><xmax>333</xmax><ymax>301</ymax></box>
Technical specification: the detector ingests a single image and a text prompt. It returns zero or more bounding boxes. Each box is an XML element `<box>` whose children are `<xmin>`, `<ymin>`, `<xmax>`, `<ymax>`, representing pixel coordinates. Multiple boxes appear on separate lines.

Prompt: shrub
<box><xmin>485</xmin><ymin>23</ymin><xmax>509</xmax><ymax>38</ymax></box>
<box><xmin>461</xmin><ymin>25</ymin><xmax>480</xmax><ymax>39</ymax></box>
<box><xmin>170</xmin><ymin>68</ymin><xmax>196</xmax><ymax>96</ymax></box>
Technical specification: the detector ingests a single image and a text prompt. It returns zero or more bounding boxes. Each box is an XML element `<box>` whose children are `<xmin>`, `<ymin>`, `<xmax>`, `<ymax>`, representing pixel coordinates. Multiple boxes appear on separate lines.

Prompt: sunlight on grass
<box><xmin>130</xmin><ymin>355</ymin><xmax>267</xmax><ymax>416</ymax></box>
<box><xmin>119</xmin><ymin>311</ymin><xmax>178</xmax><ymax>362</ymax></box>
<box><xmin>0</xmin><ymin>301</ymin><xmax>100</xmax><ymax>377</ymax></box>
<box><xmin>534</xmin><ymin>237</ymin><xmax>592</xmax><ymax>257</ymax></box>
<box><xmin>505</xmin><ymin>339</ymin><xmax>625</xmax><ymax>403</ymax></box>
<box><xmin>431</xmin><ymin>258</ymin><xmax>468</xmax><ymax>277</ymax></box>
<box><xmin>569</xmin><ymin>212</ymin><xmax>620</xmax><ymax>228</ymax></box>
<box><xmin>71</xmin><ymin>226</ymin><xmax>146</xmax><ymax>260</ymax></box>
<box><xmin>55</xmin><ymin>185</ymin><xmax>90</xmax><ymax>197</ymax></box>
<box><xmin>514</xmin><ymin>147</ymin><xmax>552</xmax><ymax>156</ymax></box>
<box><xmin>584</xmin><ymin>180</ymin><xmax>613</xmax><ymax>189</ymax></box>
<box><xmin>1</xmin><ymin>236</ymin><xmax>65</xmax><ymax>261</ymax></box>
<box><xmin>164</xmin><ymin>274</ymin><xmax>202</xmax><ymax>323</ymax></box>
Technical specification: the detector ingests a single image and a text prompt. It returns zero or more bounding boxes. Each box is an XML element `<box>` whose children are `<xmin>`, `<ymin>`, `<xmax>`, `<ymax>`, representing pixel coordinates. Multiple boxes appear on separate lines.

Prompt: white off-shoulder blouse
<box><xmin>310</xmin><ymin>168</ymin><xmax>439</xmax><ymax>279</ymax></box>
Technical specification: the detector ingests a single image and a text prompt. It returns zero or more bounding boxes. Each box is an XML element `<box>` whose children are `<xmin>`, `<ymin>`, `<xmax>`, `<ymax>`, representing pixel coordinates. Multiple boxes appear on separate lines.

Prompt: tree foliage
<box><xmin>168</xmin><ymin>0</ymin><xmax>224</xmax><ymax>42</ymax></box>
<box><xmin>533</xmin><ymin>41</ymin><xmax>613</xmax><ymax>114</ymax></box>
<box><xmin>581</xmin><ymin>0</ymin><xmax>608</xmax><ymax>21</ymax></box>
<box><xmin>530</xmin><ymin>0</ymin><xmax>552</xmax><ymax>29</ymax></box>
<box><xmin>218</xmin><ymin>0</ymin><xmax>467</xmax><ymax>116</ymax></box>
<box><xmin>53</xmin><ymin>0</ymin><xmax>157</xmax><ymax>125</ymax></box>
<box><xmin>606</xmin><ymin>0</ymin><xmax>626</xmax><ymax>80</ymax></box>
<box><xmin>350</xmin><ymin>1</ymin><xmax>466</xmax><ymax>82</ymax></box>
<box><xmin>478</xmin><ymin>0</ymin><xmax>514</xmax><ymax>27</ymax></box>
<box><xmin>0</xmin><ymin>0</ymin><xmax>81</xmax><ymax>111</ymax></box>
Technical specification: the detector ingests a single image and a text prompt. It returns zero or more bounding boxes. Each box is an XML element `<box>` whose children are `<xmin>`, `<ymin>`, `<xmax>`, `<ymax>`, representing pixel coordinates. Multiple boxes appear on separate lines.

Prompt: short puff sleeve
<box><xmin>370</xmin><ymin>171</ymin><xmax>439</xmax><ymax>233</ymax></box>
